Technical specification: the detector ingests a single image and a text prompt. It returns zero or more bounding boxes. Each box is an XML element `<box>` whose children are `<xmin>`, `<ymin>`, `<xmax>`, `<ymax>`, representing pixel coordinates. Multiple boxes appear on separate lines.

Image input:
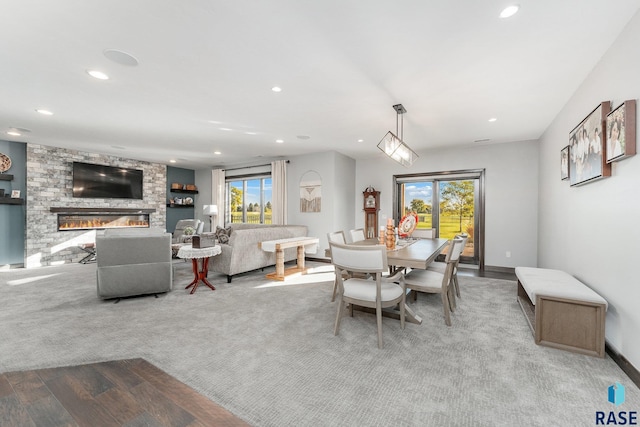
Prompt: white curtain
<box><xmin>271</xmin><ymin>160</ymin><xmax>287</xmax><ymax>225</ymax></box>
<box><xmin>211</xmin><ymin>168</ymin><xmax>226</xmax><ymax>230</ymax></box>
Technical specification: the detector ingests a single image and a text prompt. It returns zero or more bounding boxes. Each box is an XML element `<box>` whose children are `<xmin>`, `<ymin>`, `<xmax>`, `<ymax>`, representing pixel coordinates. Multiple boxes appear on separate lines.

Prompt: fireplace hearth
<box><xmin>50</xmin><ymin>207</ymin><xmax>156</xmax><ymax>231</ymax></box>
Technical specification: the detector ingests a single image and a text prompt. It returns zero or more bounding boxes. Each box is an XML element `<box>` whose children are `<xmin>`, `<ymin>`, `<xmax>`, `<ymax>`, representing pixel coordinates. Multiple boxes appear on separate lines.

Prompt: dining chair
<box><xmin>428</xmin><ymin>233</ymin><xmax>468</xmax><ymax>299</ymax></box>
<box><xmin>403</xmin><ymin>238</ymin><xmax>464</xmax><ymax>326</ymax></box>
<box><xmin>411</xmin><ymin>228</ymin><xmax>435</xmax><ymax>239</ymax></box>
<box><xmin>329</xmin><ymin>241</ymin><xmax>405</xmax><ymax>349</ymax></box>
<box><xmin>349</xmin><ymin>228</ymin><xmax>366</xmax><ymax>243</ymax></box>
<box><xmin>327</xmin><ymin>231</ymin><xmax>348</xmax><ymax>302</ymax></box>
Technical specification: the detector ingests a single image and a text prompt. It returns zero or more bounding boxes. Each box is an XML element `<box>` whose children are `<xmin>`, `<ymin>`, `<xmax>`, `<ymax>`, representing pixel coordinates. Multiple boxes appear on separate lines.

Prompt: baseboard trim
<box><xmin>606</xmin><ymin>341</ymin><xmax>640</xmax><ymax>388</ymax></box>
<box><xmin>484</xmin><ymin>265</ymin><xmax>516</xmax><ymax>274</ymax></box>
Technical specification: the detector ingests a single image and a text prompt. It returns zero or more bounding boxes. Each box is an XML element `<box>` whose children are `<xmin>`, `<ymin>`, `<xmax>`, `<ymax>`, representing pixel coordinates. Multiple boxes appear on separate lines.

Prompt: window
<box><xmin>394</xmin><ymin>169</ymin><xmax>484</xmax><ymax>267</ymax></box>
<box><xmin>226</xmin><ymin>175</ymin><xmax>272</xmax><ymax>224</ymax></box>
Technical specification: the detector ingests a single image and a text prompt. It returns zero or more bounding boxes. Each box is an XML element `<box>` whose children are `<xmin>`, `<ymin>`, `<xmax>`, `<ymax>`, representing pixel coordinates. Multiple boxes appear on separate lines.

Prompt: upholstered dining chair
<box><xmin>411</xmin><ymin>228</ymin><xmax>435</xmax><ymax>239</ymax></box>
<box><xmin>327</xmin><ymin>231</ymin><xmax>347</xmax><ymax>302</ymax></box>
<box><xmin>329</xmin><ymin>241</ymin><xmax>406</xmax><ymax>349</ymax></box>
<box><xmin>349</xmin><ymin>228</ymin><xmax>366</xmax><ymax>243</ymax></box>
<box><xmin>428</xmin><ymin>233</ymin><xmax>468</xmax><ymax>300</ymax></box>
<box><xmin>403</xmin><ymin>238</ymin><xmax>464</xmax><ymax>326</ymax></box>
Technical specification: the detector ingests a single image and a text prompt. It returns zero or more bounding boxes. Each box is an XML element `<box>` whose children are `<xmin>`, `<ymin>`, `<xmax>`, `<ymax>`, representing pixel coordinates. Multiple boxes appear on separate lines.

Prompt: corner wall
<box><xmin>25</xmin><ymin>144</ymin><xmax>166</xmax><ymax>267</ymax></box>
<box><xmin>537</xmin><ymin>11</ymin><xmax>640</xmax><ymax>369</ymax></box>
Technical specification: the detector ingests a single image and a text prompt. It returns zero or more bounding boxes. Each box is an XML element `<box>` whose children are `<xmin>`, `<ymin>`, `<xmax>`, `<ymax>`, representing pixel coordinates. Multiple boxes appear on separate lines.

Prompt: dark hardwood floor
<box><xmin>0</xmin><ymin>359</ymin><xmax>249</xmax><ymax>427</ymax></box>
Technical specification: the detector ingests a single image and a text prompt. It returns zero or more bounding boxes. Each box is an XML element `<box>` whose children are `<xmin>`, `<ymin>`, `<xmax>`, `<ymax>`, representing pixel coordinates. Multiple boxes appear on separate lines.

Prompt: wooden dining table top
<box><xmin>355</xmin><ymin>238</ymin><xmax>450</xmax><ymax>269</ymax></box>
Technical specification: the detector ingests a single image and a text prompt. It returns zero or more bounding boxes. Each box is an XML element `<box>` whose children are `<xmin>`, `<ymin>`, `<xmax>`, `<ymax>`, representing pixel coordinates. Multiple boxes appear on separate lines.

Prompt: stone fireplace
<box><xmin>26</xmin><ymin>144</ymin><xmax>167</xmax><ymax>267</ymax></box>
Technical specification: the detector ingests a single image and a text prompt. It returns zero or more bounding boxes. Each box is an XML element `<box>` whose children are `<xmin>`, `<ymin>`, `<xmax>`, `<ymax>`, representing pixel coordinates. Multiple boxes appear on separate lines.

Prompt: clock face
<box><xmin>365</xmin><ymin>195</ymin><xmax>376</xmax><ymax>208</ymax></box>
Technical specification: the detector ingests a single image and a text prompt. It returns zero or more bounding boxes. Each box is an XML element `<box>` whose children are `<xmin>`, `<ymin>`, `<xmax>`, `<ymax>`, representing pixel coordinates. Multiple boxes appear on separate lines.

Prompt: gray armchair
<box><xmin>96</xmin><ymin>228</ymin><xmax>173</xmax><ymax>300</ymax></box>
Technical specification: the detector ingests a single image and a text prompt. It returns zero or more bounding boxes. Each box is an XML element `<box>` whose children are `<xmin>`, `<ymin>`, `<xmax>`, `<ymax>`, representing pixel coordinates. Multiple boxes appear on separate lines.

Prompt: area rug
<box><xmin>0</xmin><ymin>262</ymin><xmax>638</xmax><ymax>426</ymax></box>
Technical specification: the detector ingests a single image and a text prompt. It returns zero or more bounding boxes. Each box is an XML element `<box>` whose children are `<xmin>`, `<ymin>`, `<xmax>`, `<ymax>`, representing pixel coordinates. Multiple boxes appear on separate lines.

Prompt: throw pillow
<box><xmin>215</xmin><ymin>226</ymin><xmax>232</xmax><ymax>244</ymax></box>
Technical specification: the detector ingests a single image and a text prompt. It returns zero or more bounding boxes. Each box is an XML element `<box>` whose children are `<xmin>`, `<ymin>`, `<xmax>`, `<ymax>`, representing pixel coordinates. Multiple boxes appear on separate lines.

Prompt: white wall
<box><xmin>288</xmin><ymin>151</ymin><xmax>356</xmax><ymax>255</ymax></box>
<box><xmin>538</xmin><ymin>11</ymin><xmax>640</xmax><ymax>368</ymax></box>
<box><xmin>355</xmin><ymin>140</ymin><xmax>539</xmax><ymax>269</ymax></box>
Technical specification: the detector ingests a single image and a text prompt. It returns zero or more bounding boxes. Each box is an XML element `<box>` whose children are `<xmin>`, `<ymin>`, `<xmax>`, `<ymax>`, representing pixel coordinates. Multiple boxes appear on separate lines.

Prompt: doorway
<box><xmin>394</xmin><ymin>169</ymin><xmax>485</xmax><ymax>268</ymax></box>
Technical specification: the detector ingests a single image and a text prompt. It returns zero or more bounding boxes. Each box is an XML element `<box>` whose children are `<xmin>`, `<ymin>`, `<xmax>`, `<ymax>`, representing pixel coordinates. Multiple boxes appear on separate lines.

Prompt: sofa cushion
<box><xmin>215</xmin><ymin>226</ymin><xmax>232</xmax><ymax>244</ymax></box>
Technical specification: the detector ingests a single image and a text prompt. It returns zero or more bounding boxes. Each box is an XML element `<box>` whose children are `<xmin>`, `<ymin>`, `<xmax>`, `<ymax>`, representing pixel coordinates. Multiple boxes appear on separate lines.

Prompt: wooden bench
<box><xmin>515</xmin><ymin>267</ymin><xmax>607</xmax><ymax>358</ymax></box>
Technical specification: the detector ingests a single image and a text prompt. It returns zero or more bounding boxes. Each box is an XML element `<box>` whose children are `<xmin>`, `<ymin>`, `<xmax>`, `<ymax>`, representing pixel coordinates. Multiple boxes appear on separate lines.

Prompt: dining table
<box><xmin>352</xmin><ymin>237</ymin><xmax>450</xmax><ymax>325</ymax></box>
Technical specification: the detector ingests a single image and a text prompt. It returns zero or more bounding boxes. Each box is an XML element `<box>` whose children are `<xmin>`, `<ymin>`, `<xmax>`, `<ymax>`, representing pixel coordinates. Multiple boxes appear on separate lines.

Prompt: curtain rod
<box><xmin>223</xmin><ymin>160</ymin><xmax>289</xmax><ymax>172</ymax></box>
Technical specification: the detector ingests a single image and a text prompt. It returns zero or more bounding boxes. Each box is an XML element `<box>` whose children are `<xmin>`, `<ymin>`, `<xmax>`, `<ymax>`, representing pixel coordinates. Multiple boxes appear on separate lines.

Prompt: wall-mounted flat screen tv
<box><xmin>72</xmin><ymin>162</ymin><xmax>143</xmax><ymax>199</ymax></box>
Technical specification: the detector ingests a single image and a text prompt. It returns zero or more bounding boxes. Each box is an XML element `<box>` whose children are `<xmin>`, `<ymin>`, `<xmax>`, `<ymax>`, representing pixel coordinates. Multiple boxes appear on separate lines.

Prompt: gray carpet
<box><xmin>0</xmin><ymin>261</ymin><xmax>638</xmax><ymax>426</ymax></box>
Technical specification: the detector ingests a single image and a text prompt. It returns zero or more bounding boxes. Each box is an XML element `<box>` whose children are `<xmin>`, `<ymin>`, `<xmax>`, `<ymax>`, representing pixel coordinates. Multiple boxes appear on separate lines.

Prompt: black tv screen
<box><xmin>72</xmin><ymin>162</ymin><xmax>143</xmax><ymax>199</ymax></box>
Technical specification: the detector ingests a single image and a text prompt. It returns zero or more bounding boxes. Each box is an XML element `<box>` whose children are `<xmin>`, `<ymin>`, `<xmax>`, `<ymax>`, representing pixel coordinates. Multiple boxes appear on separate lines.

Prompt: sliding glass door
<box><xmin>395</xmin><ymin>169</ymin><xmax>484</xmax><ymax>267</ymax></box>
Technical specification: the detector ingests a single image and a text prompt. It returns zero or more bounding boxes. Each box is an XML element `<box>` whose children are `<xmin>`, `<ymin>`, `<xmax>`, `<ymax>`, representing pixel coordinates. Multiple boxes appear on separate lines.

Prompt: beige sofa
<box><xmin>209</xmin><ymin>224</ymin><xmax>308</xmax><ymax>282</ymax></box>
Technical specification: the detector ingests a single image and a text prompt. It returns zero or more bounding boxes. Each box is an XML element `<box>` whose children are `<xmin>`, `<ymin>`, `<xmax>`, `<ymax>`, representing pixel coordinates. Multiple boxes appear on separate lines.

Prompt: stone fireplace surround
<box><xmin>26</xmin><ymin>144</ymin><xmax>167</xmax><ymax>268</ymax></box>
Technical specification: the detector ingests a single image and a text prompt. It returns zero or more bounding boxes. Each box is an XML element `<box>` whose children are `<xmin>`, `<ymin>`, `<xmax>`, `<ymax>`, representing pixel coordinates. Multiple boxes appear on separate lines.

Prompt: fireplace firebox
<box><xmin>57</xmin><ymin>214</ymin><xmax>149</xmax><ymax>231</ymax></box>
<box><xmin>51</xmin><ymin>207</ymin><xmax>156</xmax><ymax>231</ymax></box>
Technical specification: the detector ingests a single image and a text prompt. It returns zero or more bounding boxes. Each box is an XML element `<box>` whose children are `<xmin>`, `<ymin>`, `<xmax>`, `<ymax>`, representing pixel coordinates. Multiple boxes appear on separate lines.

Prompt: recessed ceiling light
<box><xmin>275</xmin><ymin>139</ymin><xmax>284</xmax><ymax>143</ymax></box>
<box><xmin>245</xmin><ymin>131</ymin><xmax>257</xmax><ymax>135</ymax></box>
<box><xmin>474</xmin><ymin>138</ymin><xmax>491</xmax><ymax>143</ymax></box>
<box><xmin>103</xmin><ymin>49</ymin><xmax>139</xmax><ymax>66</ymax></box>
<box><xmin>219</xmin><ymin>128</ymin><xmax>232</xmax><ymax>131</ymax></box>
<box><xmin>207</xmin><ymin>120</ymin><xmax>222</xmax><ymax>124</ymax></box>
<box><xmin>214</xmin><ymin>151</ymin><xmax>222</xmax><ymax>155</ymax></box>
<box><xmin>36</xmin><ymin>109</ymin><xmax>53</xmax><ymax>115</ymax></box>
<box><xmin>296</xmin><ymin>135</ymin><xmax>310</xmax><ymax>140</ymax></box>
<box><xmin>6</xmin><ymin>130</ymin><xmax>21</xmax><ymax>136</ymax></box>
<box><xmin>169</xmin><ymin>160</ymin><xmax>177</xmax><ymax>163</ymax></box>
<box><xmin>488</xmin><ymin>117</ymin><xmax>497</xmax><ymax>122</ymax></box>
<box><xmin>357</xmin><ymin>139</ymin><xmax>364</xmax><ymax>142</ymax></box>
<box><xmin>87</xmin><ymin>70</ymin><xmax>109</xmax><ymax>80</ymax></box>
<box><xmin>271</xmin><ymin>86</ymin><xmax>282</xmax><ymax>92</ymax></box>
<box><xmin>499</xmin><ymin>5</ymin><xmax>519</xmax><ymax>18</ymax></box>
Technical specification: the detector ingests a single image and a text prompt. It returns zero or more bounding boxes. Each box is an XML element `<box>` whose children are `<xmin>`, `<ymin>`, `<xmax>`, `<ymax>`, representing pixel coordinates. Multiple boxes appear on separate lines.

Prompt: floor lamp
<box><xmin>203</xmin><ymin>205</ymin><xmax>218</xmax><ymax>232</ymax></box>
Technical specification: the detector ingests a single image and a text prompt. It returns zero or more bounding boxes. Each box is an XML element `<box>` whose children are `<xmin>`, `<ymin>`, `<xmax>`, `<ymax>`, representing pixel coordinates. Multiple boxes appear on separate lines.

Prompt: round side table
<box><xmin>177</xmin><ymin>244</ymin><xmax>222</xmax><ymax>294</ymax></box>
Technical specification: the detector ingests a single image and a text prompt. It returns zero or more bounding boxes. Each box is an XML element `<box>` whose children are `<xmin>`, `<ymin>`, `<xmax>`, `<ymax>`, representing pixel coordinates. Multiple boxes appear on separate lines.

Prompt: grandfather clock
<box><xmin>363</xmin><ymin>186</ymin><xmax>380</xmax><ymax>238</ymax></box>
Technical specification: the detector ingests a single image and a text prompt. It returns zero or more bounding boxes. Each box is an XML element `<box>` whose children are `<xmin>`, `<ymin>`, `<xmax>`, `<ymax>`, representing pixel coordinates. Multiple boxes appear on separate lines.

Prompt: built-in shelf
<box><xmin>0</xmin><ymin>197</ymin><xmax>24</xmax><ymax>205</ymax></box>
<box><xmin>0</xmin><ymin>173</ymin><xmax>14</xmax><ymax>181</ymax></box>
<box><xmin>169</xmin><ymin>189</ymin><xmax>198</xmax><ymax>194</ymax></box>
<box><xmin>167</xmin><ymin>204</ymin><xmax>195</xmax><ymax>208</ymax></box>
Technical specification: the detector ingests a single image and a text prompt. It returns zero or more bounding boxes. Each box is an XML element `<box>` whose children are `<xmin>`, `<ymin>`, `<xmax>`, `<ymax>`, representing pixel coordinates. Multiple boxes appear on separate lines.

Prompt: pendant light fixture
<box><xmin>377</xmin><ymin>103</ymin><xmax>418</xmax><ymax>167</ymax></box>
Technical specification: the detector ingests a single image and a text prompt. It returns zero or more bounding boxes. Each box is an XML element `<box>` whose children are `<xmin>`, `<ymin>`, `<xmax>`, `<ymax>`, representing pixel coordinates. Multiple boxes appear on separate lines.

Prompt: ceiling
<box><xmin>2</xmin><ymin>1</ymin><xmax>639</xmax><ymax>169</ymax></box>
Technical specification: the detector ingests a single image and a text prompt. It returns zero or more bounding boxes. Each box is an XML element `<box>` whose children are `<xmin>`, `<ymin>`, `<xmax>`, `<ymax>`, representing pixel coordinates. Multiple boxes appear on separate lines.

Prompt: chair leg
<box><xmin>376</xmin><ymin>300</ymin><xmax>384</xmax><ymax>349</ymax></box>
<box><xmin>331</xmin><ymin>276</ymin><xmax>338</xmax><ymax>302</ymax></box>
<box><xmin>453</xmin><ymin>274</ymin><xmax>461</xmax><ymax>298</ymax></box>
<box><xmin>448</xmin><ymin>284</ymin><xmax>457</xmax><ymax>312</ymax></box>
<box><xmin>334</xmin><ymin>295</ymin><xmax>344</xmax><ymax>335</ymax></box>
<box><xmin>441</xmin><ymin>292</ymin><xmax>452</xmax><ymax>326</ymax></box>
<box><xmin>400</xmin><ymin>293</ymin><xmax>406</xmax><ymax>330</ymax></box>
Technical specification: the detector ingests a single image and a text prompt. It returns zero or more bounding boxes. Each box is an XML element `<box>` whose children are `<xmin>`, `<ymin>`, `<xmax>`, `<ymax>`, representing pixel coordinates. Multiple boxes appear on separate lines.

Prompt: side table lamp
<box><xmin>203</xmin><ymin>204</ymin><xmax>218</xmax><ymax>232</ymax></box>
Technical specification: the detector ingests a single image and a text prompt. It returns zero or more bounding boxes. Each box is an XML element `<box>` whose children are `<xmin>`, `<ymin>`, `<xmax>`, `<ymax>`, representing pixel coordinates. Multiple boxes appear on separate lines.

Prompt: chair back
<box><xmin>329</xmin><ymin>242</ymin><xmax>388</xmax><ymax>275</ymax></box>
<box><xmin>455</xmin><ymin>233</ymin><xmax>468</xmax><ymax>252</ymax></box>
<box><xmin>349</xmin><ymin>228</ymin><xmax>366</xmax><ymax>243</ymax></box>
<box><xmin>327</xmin><ymin>230</ymin><xmax>346</xmax><ymax>244</ymax></box>
<box><xmin>445</xmin><ymin>238</ymin><xmax>464</xmax><ymax>264</ymax></box>
<box><xmin>412</xmin><ymin>228</ymin><xmax>435</xmax><ymax>239</ymax></box>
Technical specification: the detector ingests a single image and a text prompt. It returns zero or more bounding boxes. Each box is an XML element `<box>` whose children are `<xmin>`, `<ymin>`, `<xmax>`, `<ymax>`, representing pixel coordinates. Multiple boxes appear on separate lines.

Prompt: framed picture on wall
<box><xmin>606</xmin><ymin>99</ymin><xmax>636</xmax><ymax>163</ymax></box>
<box><xmin>560</xmin><ymin>146</ymin><xmax>569</xmax><ymax>180</ymax></box>
<box><xmin>11</xmin><ymin>190</ymin><xmax>20</xmax><ymax>198</ymax></box>
<box><xmin>569</xmin><ymin>101</ymin><xmax>611</xmax><ymax>186</ymax></box>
